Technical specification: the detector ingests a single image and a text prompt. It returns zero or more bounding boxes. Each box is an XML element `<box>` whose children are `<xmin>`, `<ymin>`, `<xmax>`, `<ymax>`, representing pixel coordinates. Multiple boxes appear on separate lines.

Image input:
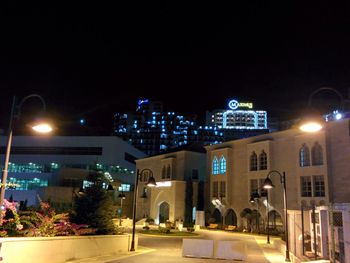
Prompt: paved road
<box><xmin>109</xmin><ymin>229</ymin><xmax>285</xmax><ymax>263</ymax></box>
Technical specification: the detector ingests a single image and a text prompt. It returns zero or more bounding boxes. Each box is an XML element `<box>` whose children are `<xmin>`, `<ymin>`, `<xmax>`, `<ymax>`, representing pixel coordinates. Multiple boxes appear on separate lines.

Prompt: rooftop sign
<box><xmin>228</xmin><ymin>99</ymin><xmax>253</xmax><ymax>110</ymax></box>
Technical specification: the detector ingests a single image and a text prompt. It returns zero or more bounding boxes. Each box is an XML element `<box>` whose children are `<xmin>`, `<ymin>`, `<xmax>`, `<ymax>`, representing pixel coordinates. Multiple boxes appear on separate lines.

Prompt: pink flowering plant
<box><xmin>1</xmin><ymin>196</ymin><xmax>95</xmax><ymax>237</ymax></box>
<box><xmin>0</xmin><ymin>199</ymin><xmax>22</xmax><ymax>237</ymax></box>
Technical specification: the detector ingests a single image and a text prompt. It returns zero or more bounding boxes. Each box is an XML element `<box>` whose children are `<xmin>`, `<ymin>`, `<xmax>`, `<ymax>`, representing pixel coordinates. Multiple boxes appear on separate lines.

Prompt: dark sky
<box><xmin>1</xmin><ymin>2</ymin><xmax>350</xmax><ymax>134</ymax></box>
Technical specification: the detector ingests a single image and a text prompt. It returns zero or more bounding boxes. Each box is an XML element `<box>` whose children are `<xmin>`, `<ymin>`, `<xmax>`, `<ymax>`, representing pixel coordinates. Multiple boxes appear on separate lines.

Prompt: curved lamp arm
<box><xmin>266</xmin><ymin>170</ymin><xmax>284</xmax><ymax>184</ymax></box>
<box><xmin>17</xmin><ymin>94</ymin><xmax>47</xmax><ymax>118</ymax></box>
<box><xmin>308</xmin><ymin>87</ymin><xmax>345</xmax><ymax>111</ymax></box>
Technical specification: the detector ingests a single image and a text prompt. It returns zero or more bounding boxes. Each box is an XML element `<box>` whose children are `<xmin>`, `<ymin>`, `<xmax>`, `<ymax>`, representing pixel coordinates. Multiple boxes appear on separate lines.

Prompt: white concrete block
<box><xmin>215</xmin><ymin>240</ymin><xmax>247</xmax><ymax>261</ymax></box>
<box><xmin>182</xmin><ymin>239</ymin><xmax>214</xmax><ymax>258</ymax></box>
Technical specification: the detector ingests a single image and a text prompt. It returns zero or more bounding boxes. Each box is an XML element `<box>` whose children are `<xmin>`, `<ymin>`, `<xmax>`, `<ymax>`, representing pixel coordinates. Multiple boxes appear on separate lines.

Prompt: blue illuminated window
<box><xmin>212</xmin><ymin>157</ymin><xmax>219</xmax><ymax>175</ymax></box>
<box><xmin>118</xmin><ymin>184</ymin><xmax>131</xmax><ymax>192</ymax></box>
<box><xmin>219</xmin><ymin>156</ymin><xmax>226</xmax><ymax>174</ymax></box>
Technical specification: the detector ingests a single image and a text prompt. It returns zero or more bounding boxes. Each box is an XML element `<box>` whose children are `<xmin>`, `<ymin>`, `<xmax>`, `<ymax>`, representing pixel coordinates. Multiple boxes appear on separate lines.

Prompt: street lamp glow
<box><xmin>146</xmin><ymin>176</ymin><xmax>157</xmax><ymax>187</ymax></box>
<box><xmin>32</xmin><ymin>123</ymin><xmax>53</xmax><ymax>133</ymax></box>
<box><xmin>299</xmin><ymin>122</ymin><xmax>323</xmax><ymax>133</ymax></box>
<box><xmin>335</xmin><ymin>112</ymin><xmax>343</xmax><ymax>120</ymax></box>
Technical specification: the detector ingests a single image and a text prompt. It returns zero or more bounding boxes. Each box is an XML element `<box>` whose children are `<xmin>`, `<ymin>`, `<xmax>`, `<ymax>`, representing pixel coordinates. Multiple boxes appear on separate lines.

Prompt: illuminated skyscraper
<box><xmin>114</xmin><ymin>99</ymin><xmax>224</xmax><ymax>155</ymax></box>
<box><xmin>206</xmin><ymin>99</ymin><xmax>269</xmax><ymax>140</ymax></box>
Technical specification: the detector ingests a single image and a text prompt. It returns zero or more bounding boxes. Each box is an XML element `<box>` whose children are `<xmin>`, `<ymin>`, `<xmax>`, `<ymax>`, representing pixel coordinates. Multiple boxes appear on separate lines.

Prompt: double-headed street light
<box><xmin>130</xmin><ymin>168</ymin><xmax>157</xmax><ymax>251</ymax></box>
<box><xmin>263</xmin><ymin>170</ymin><xmax>290</xmax><ymax>262</ymax></box>
<box><xmin>0</xmin><ymin>95</ymin><xmax>53</xmax><ymax>209</ymax></box>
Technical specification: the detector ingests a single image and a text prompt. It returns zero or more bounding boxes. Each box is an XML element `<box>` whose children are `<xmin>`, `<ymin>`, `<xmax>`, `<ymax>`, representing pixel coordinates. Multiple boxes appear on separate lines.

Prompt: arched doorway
<box><xmin>159</xmin><ymin>201</ymin><xmax>170</xmax><ymax>223</ymax></box>
<box><xmin>225</xmin><ymin>209</ymin><xmax>237</xmax><ymax>226</ymax></box>
<box><xmin>212</xmin><ymin>208</ymin><xmax>222</xmax><ymax>224</ymax></box>
<box><xmin>251</xmin><ymin>209</ymin><xmax>261</xmax><ymax>233</ymax></box>
<box><xmin>240</xmin><ymin>208</ymin><xmax>253</xmax><ymax>231</ymax></box>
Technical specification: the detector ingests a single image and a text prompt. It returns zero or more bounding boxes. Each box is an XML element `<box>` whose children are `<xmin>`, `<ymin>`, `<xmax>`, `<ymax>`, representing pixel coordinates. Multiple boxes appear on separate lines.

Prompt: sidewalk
<box><xmin>65</xmin><ymin>246</ymin><xmax>155</xmax><ymax>263</ymax></box>
<box><xmin>66</xmin><ymin>231</ymin><xmax>287</xmax><ymax>263</ymax></box>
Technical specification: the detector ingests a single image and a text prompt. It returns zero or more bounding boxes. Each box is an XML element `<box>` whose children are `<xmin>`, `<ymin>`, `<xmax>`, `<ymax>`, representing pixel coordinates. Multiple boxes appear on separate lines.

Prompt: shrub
<box><xmin>0</xmin><ymin>199</ymin><xmax>21</xmax><ymax>237</ymax></box>
<box><xmin>1</xmin><ymin>197</ymin><xmax>95</xmax><ymax>237</ymax></box>
<box><xmin>158</xmin><ymin>226</ymin><xmax>170</xmax><ymax>234</ymax></box>
<box><xmin>145</xmin><ymin>217</ymin><xmax>154</xmax><ymax>224</ymax></box>
<box><xmin>20</xmin><ymin>197</ymin><xmax>96</xmax><ymax>237</ymax></box>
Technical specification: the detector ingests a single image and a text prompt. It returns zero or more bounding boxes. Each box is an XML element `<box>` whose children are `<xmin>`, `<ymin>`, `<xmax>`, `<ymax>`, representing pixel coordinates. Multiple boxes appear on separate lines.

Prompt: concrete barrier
<box><xmin>182</xmin><ymin>239</ymin><xmax>214</xmax><ymax>258</ymax></box>
<box><xmin>215</xmin><ymin>240</ymin><xmax>247</xmax><ymax>261</ymax></box>
<box><xmin>0</xmin><ymin>234</ymin><xmax>137</xmax><ymax>263</ymax></box>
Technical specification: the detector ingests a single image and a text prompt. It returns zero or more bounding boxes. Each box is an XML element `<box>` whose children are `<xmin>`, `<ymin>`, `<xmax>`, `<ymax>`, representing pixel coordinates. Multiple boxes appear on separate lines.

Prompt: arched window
<box><xmin>299</xmin><ymin>144</ymin><xmax>310</xmax><ymax>167</ymax></box>
<box><xmin>259</xmin><ymin>151</ymin><xmax>267</xmax><ymax>170</ymax></box>
<box><xmin>312</xmin><ymin>142</ymin><xmax>323</xmax><ymax>166</ymax></box>
<box><xmin>166</xmin><ymin>165</ymin><xmax>171</xmax><ymax>178</ymax></box>
<box><xmin>250</xmin><ymin>152</ymin><xmax>257</xmax><ymax>171</ymax></box>
<box><xmin>212</xmin><ymin>156</ymin><xmax>219</xmax><ymax>175</ymax></box>
<box><xmin>161</xmin><ymin>166</ymin><xmax>166</xmax><ymax>179</ymax></box>
<box><xmin>219</xmin><ymin>156</ymin><xmax>226</xmax><ymax>174</ymax></box>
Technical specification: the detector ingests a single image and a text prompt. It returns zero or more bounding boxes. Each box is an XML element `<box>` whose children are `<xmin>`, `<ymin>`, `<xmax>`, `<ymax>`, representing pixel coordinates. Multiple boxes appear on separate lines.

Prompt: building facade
<box><xmin>135</xmin><ymin>117</ymin><xmax>350</xmax><ymax>262</ymax></box>
<box><xmin>206</xmin><ymin>118</ymin><xmax>350</xmax><ymax>262</ymax></box>
<box><xmin>135</xmin><ymin>145</ymin><xmax>207</xmax><ymax>225</ymax></box>
<box><xmin>0</xmin><ymin>136</ymin><xmax>146</xmax><ymax>213</ymax></box>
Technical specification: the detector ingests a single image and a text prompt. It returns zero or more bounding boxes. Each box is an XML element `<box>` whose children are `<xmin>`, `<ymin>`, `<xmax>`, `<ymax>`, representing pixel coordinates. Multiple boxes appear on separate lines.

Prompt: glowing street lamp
<box><xmin>0</xmin><ymin>95</ymin><xmax>54</xmax><ymax>209</ymax></box>
<box><xmin>130</xmin><ymin>168</ymin><xmax>156</xmax><ymax>251</ymax></box>
<box><xmin>299</xmin><ymin>87</ymin><xmax>345</xmax><ymax>133</ymax></box>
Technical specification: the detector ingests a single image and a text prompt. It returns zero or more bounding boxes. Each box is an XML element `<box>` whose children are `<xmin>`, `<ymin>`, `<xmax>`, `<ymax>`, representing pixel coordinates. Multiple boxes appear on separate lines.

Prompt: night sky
<box><xmin>1</xmin><ymin>2</ymin><xmax>350</xmax><ymax>134</ymax></box>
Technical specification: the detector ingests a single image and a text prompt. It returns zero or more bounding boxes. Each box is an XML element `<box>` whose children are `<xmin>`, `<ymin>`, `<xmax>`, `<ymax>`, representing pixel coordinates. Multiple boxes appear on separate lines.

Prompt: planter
<box><xmin>0</xmin><ymin>234</ymin><xmax>138</xmax><ymax>263</ymax></box>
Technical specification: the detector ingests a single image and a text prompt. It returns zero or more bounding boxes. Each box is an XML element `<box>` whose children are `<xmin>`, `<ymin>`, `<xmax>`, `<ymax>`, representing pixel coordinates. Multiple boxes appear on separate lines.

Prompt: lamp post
<box><xmin>299</xmin><ymin>87</ymin><xmax>346</xmax><ymax>133</ymax></box>
<box><xmin>263</xmin><ymin>170</ymin><xmax>290</xmax><ymax>262</ymax></box>
<box><xmin>0</xmin><ymin>95</ymin><xmax>53</xmax><ymax>209</ymax></box>
<box><xmin>118</xmin><ymin>191</ymin><xmax>126</xmax><ymax>226</ymax></box>
<box><xmin>130</xmin><ymin>168</ymin><xmax>156</xmax><ymax>251</ymax></box>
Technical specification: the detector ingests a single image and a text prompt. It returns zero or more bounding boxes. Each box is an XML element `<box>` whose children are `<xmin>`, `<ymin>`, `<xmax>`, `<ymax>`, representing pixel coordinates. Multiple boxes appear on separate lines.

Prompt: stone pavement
<box><xmin>67</xmin><ymin>230</ymin><xmax>287</xmax><ymax>263</ymax></box>
<box><xmin>65</xmin><ymin>246</ymin><xmax>156</xmax><ymax>263</ymax></box>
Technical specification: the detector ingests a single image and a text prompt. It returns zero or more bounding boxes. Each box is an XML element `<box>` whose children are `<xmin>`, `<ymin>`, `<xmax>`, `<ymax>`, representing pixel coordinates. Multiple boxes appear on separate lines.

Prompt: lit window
<box><xmin>119</xmin><ymin>184</ymin><xmax>131</xmax><ymax>192</ymax></box>
<box><xmin>212</xmin><ymin>157</ymin><xmax>219</xmax><ymax>175</ymax></box>
<box><xmin>219</xmin><ymin>156</ymin><xmax>226</xmax><ymax>174</ymax></box>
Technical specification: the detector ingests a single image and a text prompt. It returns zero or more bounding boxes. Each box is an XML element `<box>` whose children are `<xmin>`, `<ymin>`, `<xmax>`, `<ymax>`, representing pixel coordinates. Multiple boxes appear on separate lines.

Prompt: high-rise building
<box><xmin>206</xmin><ymin>99</ymin><xmax>269</xmax><ymax>140</ymax></box>
<box><xmin>114</xmin><ymin>99</ymin><xmax>224</xmax><ymax>155</ymax></box>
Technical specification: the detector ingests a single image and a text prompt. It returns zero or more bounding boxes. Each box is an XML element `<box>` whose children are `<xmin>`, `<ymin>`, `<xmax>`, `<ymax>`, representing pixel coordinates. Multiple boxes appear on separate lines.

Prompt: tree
<box><xmin>71</xmin><ymin>168</ymin><xmax>116</xmax><ymax>234</ymax></box>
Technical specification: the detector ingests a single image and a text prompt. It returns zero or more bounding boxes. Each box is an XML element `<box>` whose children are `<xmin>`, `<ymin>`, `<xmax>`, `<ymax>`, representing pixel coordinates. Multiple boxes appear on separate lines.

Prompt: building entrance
<box><xmin>159</xmin><ymin>201</ymin><xmax>170</xmax><ymax>223</ymax></box>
